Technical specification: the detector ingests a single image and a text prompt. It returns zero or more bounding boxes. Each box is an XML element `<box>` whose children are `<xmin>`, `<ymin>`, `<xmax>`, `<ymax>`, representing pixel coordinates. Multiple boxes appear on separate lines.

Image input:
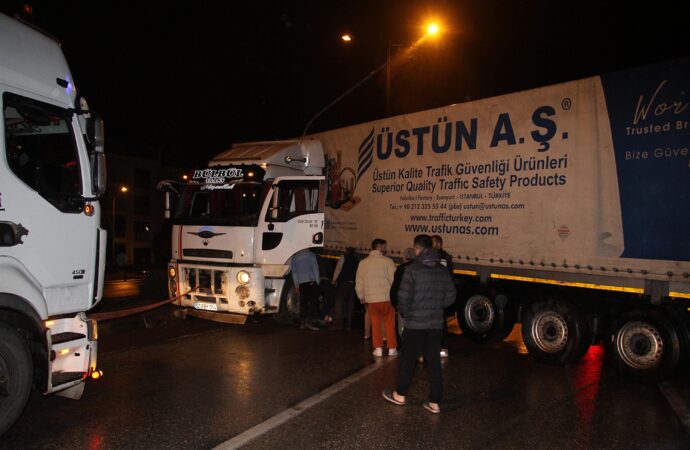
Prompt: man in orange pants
<box><xmin>355</xmin><ymin>238</ymin><xmax>398</xmax><ymax>356</ymax></box>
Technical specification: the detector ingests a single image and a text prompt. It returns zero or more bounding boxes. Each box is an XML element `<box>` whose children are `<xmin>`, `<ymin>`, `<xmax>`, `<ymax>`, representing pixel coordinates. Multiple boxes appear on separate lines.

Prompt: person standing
<box><xmin>432</xmin><ymin>234</ymin><xmax>454</xmax><ymax>358</ymax></box>
<box><xmin>290</xmin><ymin>248</ymin><xmax>320</xmax><ymax>331</ymax></box>
<box><xmin>332</xmin><ymin>247</ymin><xmax>359</xmax><ymax>330</ymax></box>
<box><xmin>383</xmin><ymin>234</ymin><xmax>456</xmax><ymax>414</ymax></box>
<box><xmin>390</xmin><ymin>247</ymin><xmax>416</xmax><ymax>339</ymax></box>
<box><xmin>355</xmin><ymin>238</ymin><xmax>397</xmax><ymax>356</ymax></box>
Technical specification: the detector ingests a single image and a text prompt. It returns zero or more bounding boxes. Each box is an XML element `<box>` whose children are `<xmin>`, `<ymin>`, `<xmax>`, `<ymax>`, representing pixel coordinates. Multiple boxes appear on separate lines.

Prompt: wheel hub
<box><xmin>531</xmin><ymin>310</ymin><xmax>569</xmax><ymax>353</ymax></box>
<box><xmin>616</xmin><ymin>321</ymin><xmax>663</xmax><ymax>369</ymax></box>
<box><xmin>464</xmin><ymin>295</ymin><xmax>495</xmax><ymax>333</ymax></box>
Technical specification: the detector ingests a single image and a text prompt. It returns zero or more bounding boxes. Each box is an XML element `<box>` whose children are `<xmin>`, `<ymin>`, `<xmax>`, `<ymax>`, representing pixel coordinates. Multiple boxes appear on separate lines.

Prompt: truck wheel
<box><xmin>275</xmin><ymin>278</ymin><xmax>300</xmax><ymax>324</ymax></box>
<box><xmin>663</xmin><ymin>304</ymin><xmax>690</xmax><ymax>366</ymax></box>
<box><xmin>458</xmin><ymin>294</ymin><xmax>516</xmax><ymax>343</ymax></box>
<box><xmin>605</xmin><ymin>308</ymin><xmax>680</xmax><ymax>382</ymax></box>
<box><xmin>522</xmin><ymin>299</ymin><xmax>590</xmax><ymax>365</ymax></box>
<box><xmin>0</xmin><ymin>323</ymin><xmax>34</xmax><ymax>436</ymax></box>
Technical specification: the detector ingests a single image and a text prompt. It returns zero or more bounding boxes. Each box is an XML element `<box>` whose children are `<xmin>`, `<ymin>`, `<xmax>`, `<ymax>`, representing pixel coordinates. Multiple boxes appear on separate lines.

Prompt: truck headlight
<box><xmin>237</xmin><ymin>270</ymin><xmax>251</xmax><ymax>285</ymax></box>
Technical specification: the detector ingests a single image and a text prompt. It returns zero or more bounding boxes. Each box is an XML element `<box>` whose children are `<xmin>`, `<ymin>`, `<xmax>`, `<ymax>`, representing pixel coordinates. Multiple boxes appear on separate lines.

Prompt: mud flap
<box><xmin>55</xmin><ymin>381</ymin><xmax>85</xmax><ymax>400</ymax></box>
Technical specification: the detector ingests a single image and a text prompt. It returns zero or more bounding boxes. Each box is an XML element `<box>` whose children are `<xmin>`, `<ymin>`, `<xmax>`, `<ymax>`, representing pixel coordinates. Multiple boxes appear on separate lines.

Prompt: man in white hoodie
<box><xmin>356</xmin><ymin>238</ymin><xmax>398</xmax><ymax>356</ymax></box>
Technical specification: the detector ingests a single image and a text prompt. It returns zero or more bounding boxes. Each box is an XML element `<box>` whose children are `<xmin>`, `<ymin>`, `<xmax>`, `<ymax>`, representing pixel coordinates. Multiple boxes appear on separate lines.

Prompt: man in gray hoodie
<box><xmin>382</xmin><ymin>234</ymin><xmax>456</xmax><ymax>414</ymax></box>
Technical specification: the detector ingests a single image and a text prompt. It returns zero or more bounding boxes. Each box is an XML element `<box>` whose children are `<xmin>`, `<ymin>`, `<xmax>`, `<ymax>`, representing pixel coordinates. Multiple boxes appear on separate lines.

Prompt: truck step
<box><xmin>51</xmin><ymin>332</ymin><xmax>85</xmax><ymax>345</ymax></box>
<box><xmin>52</xmin><ymin>371</ymin><xmax>84</xmax><ymax>386</ymax></box>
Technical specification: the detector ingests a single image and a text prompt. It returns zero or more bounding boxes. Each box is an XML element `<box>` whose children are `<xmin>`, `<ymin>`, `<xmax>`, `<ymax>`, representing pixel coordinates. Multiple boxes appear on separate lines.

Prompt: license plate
<box><xmin>194</xmin><ymin>302</ymin><xmax>218</xmax><ymax>311</ymax></box>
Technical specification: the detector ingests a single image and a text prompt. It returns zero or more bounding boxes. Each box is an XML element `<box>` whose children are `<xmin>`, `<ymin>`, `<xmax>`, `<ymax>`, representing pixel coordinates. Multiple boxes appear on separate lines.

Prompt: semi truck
<box><xmin>164</xmin><ymin>58</ymin><xmax>689</xmax><ymax>381</ymax></box>
<box><xmin>0</xmin><ymin>14</ymin><xmax>106</xmax><ymax>434</ymax></box>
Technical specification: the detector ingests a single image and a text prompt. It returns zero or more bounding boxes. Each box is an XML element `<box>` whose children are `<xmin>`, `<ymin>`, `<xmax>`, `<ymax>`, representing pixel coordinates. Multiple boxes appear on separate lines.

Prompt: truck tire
<box><xmin>458</xmin><ymin>294</ymin><xmax>516</xmax><ymax>343</ymax></box>
<box><xmin>275</xmin><ymin>278</ymin><xmax>300</xmax><ymax>324</ymax></box>
<box><xmin>605</xmin><ymin>308</ymin><xmax>681</xmax><ymax>382</ymax></box>
<box><xmin>522</xmin><ymin>299</ymin><xmax>590</xmax><ymax>365</ymax></box>
<box><xmin>663</xmin><ymin>304</ymin><xmax>690</xmax><ymax>366</ymax></box>
<box><xmin>0</xmin><ymin>323</ymin><xmax>34</xmax><ymax>436</ymax></box>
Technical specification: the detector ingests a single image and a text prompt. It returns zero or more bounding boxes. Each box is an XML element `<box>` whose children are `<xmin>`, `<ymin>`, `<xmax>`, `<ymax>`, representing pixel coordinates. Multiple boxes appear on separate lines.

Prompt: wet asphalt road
<box><xmin>2</xmin><ymin>310</ymin><xmax>689</xmax><ymax>449</ymax></box>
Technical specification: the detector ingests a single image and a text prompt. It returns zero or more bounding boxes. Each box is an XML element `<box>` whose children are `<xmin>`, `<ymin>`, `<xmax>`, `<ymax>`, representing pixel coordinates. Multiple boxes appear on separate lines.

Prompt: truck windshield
<box><xmin>174</xmin><ymin>182</ymin><xmax>267</xmax><ymax>227</ymax></box>
<box><xmin>3</xmin><ymin>92</ymin><xmax>84</xmax><ymax>213</ymax></box>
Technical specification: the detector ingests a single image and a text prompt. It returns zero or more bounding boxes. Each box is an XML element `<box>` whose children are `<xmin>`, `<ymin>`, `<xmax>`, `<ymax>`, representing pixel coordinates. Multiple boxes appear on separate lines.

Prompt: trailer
<box><xmin>164</xmin><ymin>58</ymin><xmax>689</xmax><ymax>381</ymax></box>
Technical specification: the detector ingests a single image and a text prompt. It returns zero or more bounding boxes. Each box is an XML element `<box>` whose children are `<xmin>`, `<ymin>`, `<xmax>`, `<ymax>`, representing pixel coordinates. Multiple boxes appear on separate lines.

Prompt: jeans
<box><xmin>396</xmin><ymin>328</ymin><xmax>443</xmax><ymax>403</ymax></box>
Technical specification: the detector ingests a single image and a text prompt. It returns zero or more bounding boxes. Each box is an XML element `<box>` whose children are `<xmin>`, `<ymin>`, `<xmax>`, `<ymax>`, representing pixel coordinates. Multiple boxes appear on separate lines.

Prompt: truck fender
<box><xmin>0</xmin><ymin>256</ymin><xmax>48</xmax><ymax>320</ymax></box>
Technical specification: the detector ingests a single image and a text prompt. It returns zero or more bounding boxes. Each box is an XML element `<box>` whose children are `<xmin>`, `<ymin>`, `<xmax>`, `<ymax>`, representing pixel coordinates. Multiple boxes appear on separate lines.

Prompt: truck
<box><xmin>0</xmin><ymin>13</ymin><xmax>106</xmax><ymax>434</ymax></box>
<box><xmin>164</xmin><ymin>58</ymin><xmax>689</xmax><ymax>381</ymax></box>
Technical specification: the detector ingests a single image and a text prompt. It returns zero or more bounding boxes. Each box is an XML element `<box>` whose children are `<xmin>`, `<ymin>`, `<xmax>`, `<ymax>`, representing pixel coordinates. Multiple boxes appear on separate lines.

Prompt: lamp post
<box><xmin>111</xmin><ymin>185</ymin><xmax>128</xmax><ymax>265</ymax></box>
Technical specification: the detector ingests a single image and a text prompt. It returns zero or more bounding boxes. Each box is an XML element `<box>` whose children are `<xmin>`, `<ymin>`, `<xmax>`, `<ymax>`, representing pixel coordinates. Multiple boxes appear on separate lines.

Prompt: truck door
<box><xmin>255</xmin><ymin>176</ymin><xmax>325</xmax><ymax>265</ymax></box>
<box><xmin>1</xmin><ymin>91</ymin><xmax>99</xmax><ymax>315</ymax></box>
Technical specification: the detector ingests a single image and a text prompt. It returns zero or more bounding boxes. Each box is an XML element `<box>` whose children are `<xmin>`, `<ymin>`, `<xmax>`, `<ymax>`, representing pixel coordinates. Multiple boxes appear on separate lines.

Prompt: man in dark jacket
<box><xmin>432</xmin><ymin>234</ymin><xmax>455</xmax><ymax>358</ymax></box>
<box><xmin>382</xmin><ymin>234</ymin><xmax>456</xmax><ymax>414</ymax></box>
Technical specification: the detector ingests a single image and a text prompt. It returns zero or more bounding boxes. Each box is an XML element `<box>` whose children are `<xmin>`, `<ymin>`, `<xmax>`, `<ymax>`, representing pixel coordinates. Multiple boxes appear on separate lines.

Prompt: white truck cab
<box><xmin>0</xmin><ymin>13</ymin><xmax>106</xmax><ymax>434</ymax></box>
<box><xmin>165</xmin><ymin>140</ymin><xmax>325</xmax><ymax>323</ymax></box>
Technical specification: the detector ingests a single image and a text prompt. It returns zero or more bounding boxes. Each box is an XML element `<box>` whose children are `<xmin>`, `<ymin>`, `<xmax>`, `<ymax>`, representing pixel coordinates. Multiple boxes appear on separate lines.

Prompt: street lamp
<box><xmin>111</xmin><ymin>185</ymin><xmax>128</xmax><ymax>265</ymax></box>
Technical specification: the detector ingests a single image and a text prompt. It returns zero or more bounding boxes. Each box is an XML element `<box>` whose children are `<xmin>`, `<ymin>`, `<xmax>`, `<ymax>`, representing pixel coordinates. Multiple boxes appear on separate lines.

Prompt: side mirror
<box><xmin>91</xmin><ymin>151</ymin><xmax>107</xmax><ymax>197</ymax></box>
<box><xmin>86</xmin><ymin>115</ymin><xmax>105</xmax><ymax>153</ymax></box>
<box><xmin>164</xmin><ymin>191</ymin><xmax>171</xmax><ymax>219</ymax></box>
<box><xmin>157</xmin><ymin>180</ymin><xmax>182</xmax><ymax>220</ymax></box>
<box><xmin>84</xmin><ymin>113</ymin><xmax>106</xmax><ymax>197</ymax></box>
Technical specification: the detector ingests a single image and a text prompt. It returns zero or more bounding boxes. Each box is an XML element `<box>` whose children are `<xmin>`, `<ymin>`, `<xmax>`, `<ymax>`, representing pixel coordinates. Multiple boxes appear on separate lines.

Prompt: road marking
<box><xmin>659</xmin><ymin>380</ymin><xmax>690</xmax><ymax>433</ymax></box>
<box><xmin>213</xmin><ymin>358</ymin><xmax>394</xmax><ymax>450</ymax></box>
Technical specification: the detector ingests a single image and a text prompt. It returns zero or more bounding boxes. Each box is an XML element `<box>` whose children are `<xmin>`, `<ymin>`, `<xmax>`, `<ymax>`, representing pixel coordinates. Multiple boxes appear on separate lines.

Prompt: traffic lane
<box><xmin>243</xmin><ymin>338</ymin><xmax>689</xmax><ymax>449</ymax></box>
<box><xmin>1</xmin><ymin>321</ymin><xmax>374</xmax><ymax>450</ymax></box>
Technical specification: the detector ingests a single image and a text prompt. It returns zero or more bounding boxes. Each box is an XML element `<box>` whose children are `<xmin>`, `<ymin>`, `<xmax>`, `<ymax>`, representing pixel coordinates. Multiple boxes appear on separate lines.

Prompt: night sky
<box><xmin>2</xmin><ymin>1</ymin><xmax>688</xmax><ymax>167</ymax></box>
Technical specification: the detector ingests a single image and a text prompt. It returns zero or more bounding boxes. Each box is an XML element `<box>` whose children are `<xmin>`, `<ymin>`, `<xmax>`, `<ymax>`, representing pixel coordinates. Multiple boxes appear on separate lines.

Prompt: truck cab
<box><xmin>165</xmin><ymin>140</ymin><xmax>325</xmax><ymax>322</ymax></box>
<box><xmin>0</xmin><ymin>13</ymin><xmax>106</xmax><ymax>434</ymax></box>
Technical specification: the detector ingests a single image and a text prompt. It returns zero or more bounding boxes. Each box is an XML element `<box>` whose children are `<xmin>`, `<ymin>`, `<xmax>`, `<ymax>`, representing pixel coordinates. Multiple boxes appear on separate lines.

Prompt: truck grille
<box><xmin>185</xmin><ymin>267</ymin><xmax>227</xmax><ymax>295</ymax></box>
<box><xmin>183</xmin><ymin>249</ymin><xmax>233</xmax><ymax>259</ymax></box>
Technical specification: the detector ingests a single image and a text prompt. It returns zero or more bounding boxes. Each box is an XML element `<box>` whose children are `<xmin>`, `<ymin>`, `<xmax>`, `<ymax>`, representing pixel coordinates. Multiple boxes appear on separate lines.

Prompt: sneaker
<box><xmin>423</xmin><ymin>401</ymin><xmax>441</xmax><ymax>414</ymax></box>
<box><xmin>372</xmin><ymin>348</ymin><xmax>383</xmax><ymax>357</ymax></box>
<box><xmin>388</xmin><ymin>348</ymin><xmax>398</xmax><ymax>356</ymax></box>
<box><xmin>440</xmin><ymin>349</ymin><xmax>449</xmax><ymax>358</ymax></box>
<box><xmin>382</xmin><ymin>389</ymin><xmax>406</xmax><ymax>406</ymax></box>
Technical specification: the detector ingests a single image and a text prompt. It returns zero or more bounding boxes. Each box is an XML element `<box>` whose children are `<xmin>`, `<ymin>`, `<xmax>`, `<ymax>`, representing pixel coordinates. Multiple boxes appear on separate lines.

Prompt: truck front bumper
<box><xmin>172</xmin><ymin>263</ymin><xmax>266</xmax><ymax>316</ymax></box>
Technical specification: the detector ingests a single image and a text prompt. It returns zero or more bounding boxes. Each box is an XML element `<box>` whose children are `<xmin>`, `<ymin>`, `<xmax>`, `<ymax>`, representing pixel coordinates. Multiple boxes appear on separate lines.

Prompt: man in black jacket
<box><xmin>382</xmin><ymin>234</ymin><xmax>456</xmax><ymax>414</ymax></box>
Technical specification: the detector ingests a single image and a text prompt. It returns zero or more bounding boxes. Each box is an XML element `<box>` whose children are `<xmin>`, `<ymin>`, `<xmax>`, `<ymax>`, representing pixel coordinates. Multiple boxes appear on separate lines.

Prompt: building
<box><xmin>102</xmin><ymin>154</ymin><xmax>184</xmax><ymax>267</ymax></box>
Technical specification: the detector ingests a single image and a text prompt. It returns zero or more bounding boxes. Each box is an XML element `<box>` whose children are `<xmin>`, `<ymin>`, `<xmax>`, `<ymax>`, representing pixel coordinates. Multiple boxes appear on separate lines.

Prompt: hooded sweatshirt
<box><xmin>396</xmin><ymin>248</ymin><xmax>457</xmax><ymax>329</ymax></box>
